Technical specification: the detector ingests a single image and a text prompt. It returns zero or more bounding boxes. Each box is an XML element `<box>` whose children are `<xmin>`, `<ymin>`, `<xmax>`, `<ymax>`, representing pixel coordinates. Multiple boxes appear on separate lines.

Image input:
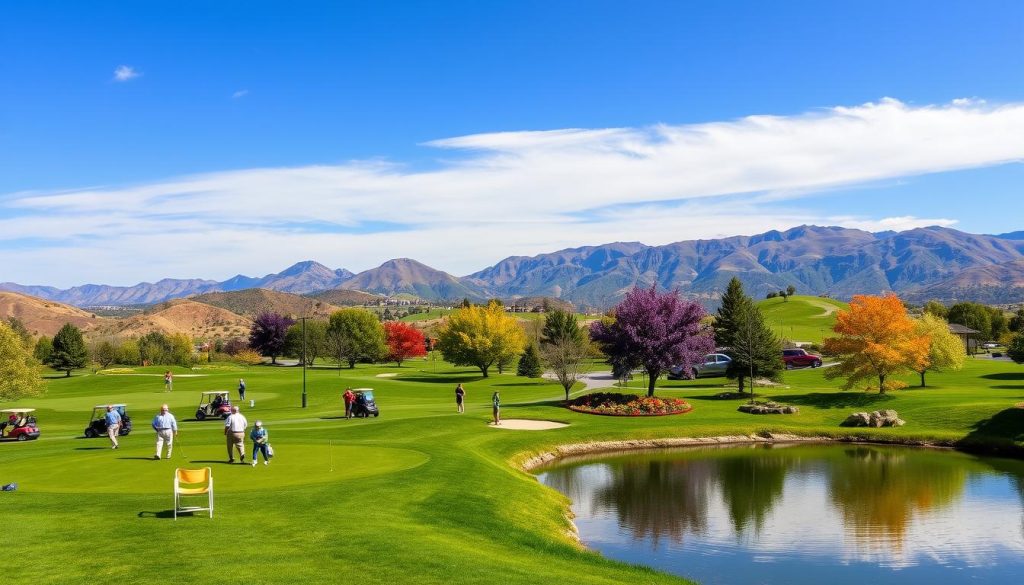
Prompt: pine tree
<box><xmin>516</xmin><ymin>344</ymin><xmax>542</xmax><ymax>378</ymax></box>
<box><xmin>727</xmin><ymin>303</ymin><xmax>783</xmax><ymax>394</ymax></box>
<box><xmin>48</xmin><ymin>323</ymin><xmax>88</xmax><ymax>377</ymax></box>
<box><xmin>715</xmin><ymin>277</ymin><xmax>748</xmax><ymax>350</ymax></box>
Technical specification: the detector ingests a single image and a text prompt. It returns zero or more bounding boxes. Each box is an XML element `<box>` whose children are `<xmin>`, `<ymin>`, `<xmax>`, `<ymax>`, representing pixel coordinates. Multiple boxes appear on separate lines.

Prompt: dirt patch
<box><xmin>493</xmin><ymin>419</ymin><xmax>569</xmax><ymax>431</ymax></box>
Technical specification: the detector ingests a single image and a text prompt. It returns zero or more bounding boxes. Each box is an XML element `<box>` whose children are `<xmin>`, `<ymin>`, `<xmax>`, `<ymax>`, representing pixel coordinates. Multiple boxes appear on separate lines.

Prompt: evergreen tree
<box><xmin>48</xmin><ymin>323</ymin><xmax>88</xmax><ymax>377</ymax></box>
<box><xmin>541</xmin><ymin>308</ymin><xmax>584</xmax><ymax>346</ymax></box>
<box><xmin>33</xmin><ymin>336</ymin><xmax>53</xmax><ymax>363</ymax></box>
<box><xmin>516</xmin><ymin>343</ymin><xmax>542</xmax><ymax>378</ymax></box>
<box><xmin>727</xmin><ymin>299</ymin><xmax>783</xmax><ymax>393</ymax></box>
<box><xmin>715</xmin><ymin>277</ymin><xmax>748</xmax><ymax>349</ymax></box>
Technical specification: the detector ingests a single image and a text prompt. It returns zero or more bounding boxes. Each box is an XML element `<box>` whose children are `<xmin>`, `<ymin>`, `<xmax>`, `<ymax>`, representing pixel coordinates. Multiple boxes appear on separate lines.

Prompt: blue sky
<box><xmin>2</xmin><ymin>1</ymin><xmax>1023</xmax><ymax>286</ymax></box>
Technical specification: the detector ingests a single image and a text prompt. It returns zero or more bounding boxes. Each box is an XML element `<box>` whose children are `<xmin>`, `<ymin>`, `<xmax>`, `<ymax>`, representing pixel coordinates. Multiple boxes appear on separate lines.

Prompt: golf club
<box><xmin>176</xmin><ymin>433</ymin><xmax>187</xmax><ymax>460</ymax></box>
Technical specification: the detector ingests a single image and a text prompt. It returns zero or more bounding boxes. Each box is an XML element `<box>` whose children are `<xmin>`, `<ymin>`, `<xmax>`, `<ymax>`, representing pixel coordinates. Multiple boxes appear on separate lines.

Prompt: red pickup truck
<box><xmin>781</xmin><ymin>348</ymin><xmax>822</xmax><ymax>369</ymax></box>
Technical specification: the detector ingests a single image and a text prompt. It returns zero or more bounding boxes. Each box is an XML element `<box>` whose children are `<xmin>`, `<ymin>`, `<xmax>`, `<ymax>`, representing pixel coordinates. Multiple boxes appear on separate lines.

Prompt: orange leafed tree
<box><xmin>822</xmin><ymin>294</ymin><xmax>930</xmax><ymax>393</ymax></box>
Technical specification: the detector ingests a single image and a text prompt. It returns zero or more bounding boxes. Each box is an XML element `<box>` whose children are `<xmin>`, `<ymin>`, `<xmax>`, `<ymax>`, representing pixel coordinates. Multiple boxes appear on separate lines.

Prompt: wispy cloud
<box><xmin>232</xmin><ymin>89</ymin><xmax>249</xmax><ymax>99</ymax></box>
<box><xmin>2</xmin><ymin>98</ymin><xmax>1022</xmax><ymax>286</ymax></box>
<box><xmin>113</xmin><ymin>65</ymin><xmax>140</xmax><ymax>82</ymax></box>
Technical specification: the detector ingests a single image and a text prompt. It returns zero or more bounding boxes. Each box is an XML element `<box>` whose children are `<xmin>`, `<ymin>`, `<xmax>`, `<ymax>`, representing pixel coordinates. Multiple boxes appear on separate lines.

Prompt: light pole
<box><xmin>294</xmin><ymin>316</ymin><xmax>310</xmax><ymax>408</ymax></box>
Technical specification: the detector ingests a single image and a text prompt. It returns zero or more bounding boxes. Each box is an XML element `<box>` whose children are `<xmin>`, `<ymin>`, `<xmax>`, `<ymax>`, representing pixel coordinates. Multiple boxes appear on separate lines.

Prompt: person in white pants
<box><xmin>151</xmin><ymin>404</ymin><xmax>178</xmax><ymax>460</ymax></box>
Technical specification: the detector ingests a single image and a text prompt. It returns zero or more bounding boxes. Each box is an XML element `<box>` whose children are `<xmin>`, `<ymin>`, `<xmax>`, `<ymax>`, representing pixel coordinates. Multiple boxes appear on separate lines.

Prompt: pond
<box><xmin>535</xmin><ymin>444</ymin><xmax>1024</xmax><ymax>585</ymax></box>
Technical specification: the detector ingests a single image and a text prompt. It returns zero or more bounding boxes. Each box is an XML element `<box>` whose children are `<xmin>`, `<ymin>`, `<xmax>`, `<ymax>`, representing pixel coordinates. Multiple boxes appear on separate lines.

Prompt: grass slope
<box><xmin>757</xmin><ymin>295</ymin><xmax>850</xmax><ymax>343</ymax></box>
<box><xmin>2</xmin><ymin>356</ymin><xmax>1023</xmax><ymax>585</ymax></box>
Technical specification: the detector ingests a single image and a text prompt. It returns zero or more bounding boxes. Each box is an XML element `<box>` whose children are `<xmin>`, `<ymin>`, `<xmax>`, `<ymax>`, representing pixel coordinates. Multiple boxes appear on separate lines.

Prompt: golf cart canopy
<box><xmin>201</xmin><ymin>391</ymin><xmax>229</xmax><ymax>396</ymax></box>
<box><xmin>1</xmin><ymin>409</ymin><xmax>35</xmax><ymax>414</ymax></box>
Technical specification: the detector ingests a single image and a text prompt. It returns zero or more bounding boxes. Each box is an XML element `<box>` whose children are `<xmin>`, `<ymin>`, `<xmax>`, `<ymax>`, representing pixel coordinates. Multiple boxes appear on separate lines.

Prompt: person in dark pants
<box><xmin>250</xmin><ymin>420</ymin><xmax>270</xmax><ymax>466</ymax></box>
<box><xmin>491</xmin><ymin>391</ymin><xmax>500</xmax><ymax>426</ymax></box>
<box><xmin>238</xmin><ymin>378</ymin><xmax>246</xmax><ymax>401</ymax></box>
<box><xmin>343</xmin><ymin>388</ymin><xmax>355</xmax><ymax>419</ymax></box>
<box><xmin>455</xmin><ymin>384</ymin><xmax>466</xmax><ymax>413</ymax></box>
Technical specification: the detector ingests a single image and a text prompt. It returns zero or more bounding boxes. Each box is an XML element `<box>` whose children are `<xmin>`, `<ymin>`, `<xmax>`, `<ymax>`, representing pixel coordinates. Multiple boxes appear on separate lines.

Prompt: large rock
<box><xmin>738</xmin><ymin>401</ymin><xmax>799</xmax><ymax>415</ymax></box>
<box><xmin>842</xmin><ymin>410</ymin><xmax>904</xmax><ymax>427</ymax></box>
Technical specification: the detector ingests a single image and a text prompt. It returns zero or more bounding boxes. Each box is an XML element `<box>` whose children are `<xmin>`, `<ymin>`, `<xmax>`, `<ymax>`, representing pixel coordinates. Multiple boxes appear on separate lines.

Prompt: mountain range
<box><xmin>3</xmin><ymin>225</ymin><xmax>1024</xmax><ymax>309</ymax></box>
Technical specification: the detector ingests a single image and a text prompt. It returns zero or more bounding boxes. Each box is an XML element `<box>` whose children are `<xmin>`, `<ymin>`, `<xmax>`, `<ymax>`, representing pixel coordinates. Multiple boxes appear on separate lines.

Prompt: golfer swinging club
<box><xmin>152</xmin><ymin>404</ymin><xmax>178</xmax><ymax>460</ymax></box>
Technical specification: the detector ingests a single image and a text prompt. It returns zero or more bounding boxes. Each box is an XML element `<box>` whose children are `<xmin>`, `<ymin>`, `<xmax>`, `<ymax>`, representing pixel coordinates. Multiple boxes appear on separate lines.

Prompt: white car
<box><xmin>982</xmin><ymin>342</ymin><xmax>999</xmax><ymax>349</ymax></box>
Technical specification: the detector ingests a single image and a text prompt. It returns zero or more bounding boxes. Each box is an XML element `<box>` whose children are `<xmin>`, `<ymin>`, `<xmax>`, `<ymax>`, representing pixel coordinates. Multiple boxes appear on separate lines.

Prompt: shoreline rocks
<box><xmin>842</xmin><ymin>409</ymin><xmax>905</xmax><ymax>427</ymax></box>
<box><xmin>737</xmin><ymin>401</ymin><xmax>799</xmax><ymax>415</ymax></box>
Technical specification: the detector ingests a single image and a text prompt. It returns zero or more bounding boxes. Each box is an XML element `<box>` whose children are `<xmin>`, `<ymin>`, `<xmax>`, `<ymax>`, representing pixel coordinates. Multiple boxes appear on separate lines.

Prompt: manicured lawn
<box><xmin>758</xmin><ymin>295</ymin><xmax>849</xmax><ymax>343</ymax></box>
<box><xmin>2</xmin><ymin>356</ymin><xmax>1022</xmax><ymax>585</ymax></box>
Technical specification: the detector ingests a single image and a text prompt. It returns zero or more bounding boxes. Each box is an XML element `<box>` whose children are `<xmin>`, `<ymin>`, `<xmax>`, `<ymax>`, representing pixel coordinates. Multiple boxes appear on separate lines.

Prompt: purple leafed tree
<box><xmin>590</xmin><ymin>286</ymin><xmax>715</xmax><ymax>397</ymax></box>
<box><xmin>249</xmin><ymin>312</ymin><xmax>295</xmax><ymax>364</ymax></box>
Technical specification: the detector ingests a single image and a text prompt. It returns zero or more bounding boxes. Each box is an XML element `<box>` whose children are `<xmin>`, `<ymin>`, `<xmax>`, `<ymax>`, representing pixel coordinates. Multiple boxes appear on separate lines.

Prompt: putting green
<box><xmin>7</xmin><ymin>443</ymin><xmax>429</xmax><ymax>494</ymax></box>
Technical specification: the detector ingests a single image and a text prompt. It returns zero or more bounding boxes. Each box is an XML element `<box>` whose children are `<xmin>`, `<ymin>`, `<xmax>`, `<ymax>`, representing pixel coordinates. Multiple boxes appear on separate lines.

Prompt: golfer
<box><xmin>104</xmin><ymin>405</ymin><xmax>122</xmax><ymax>449</ymax></box>
<box><xmin>492</xmin><ymin>391</ymin><xmax>501</xmax><ymax>426</ymax></box>
<box><xmin>238</xmin><ymin>378</ymin><xmax>246</xmax><ymax>401</ymax></box>
<box><xmin>163</xmin><ymin>370</ymin><xmax>173</xmax><ymax>392</ymax></box>
<box><xmin>152</xmin><ymin>404</ymin><xmax>178</xmax><ymax>460</ymax></box>
<box><xmin>250</xmin><ymin>420</ymin><xmax>270</xmax><ymax>466</ymax></box>
<box><xmin>224</xmin><ymin>406</ymin><xmax>249</xmax><ymax>464</ymax></box>
<box><xmin>343</xmin><ymin>387</ymin><xmax>355</xmax><ymax>419</ymax></box>
<box><xmin>455</xmin><ymin>383</ymin><xmax>466</xmax><ymax>413</ymax></box>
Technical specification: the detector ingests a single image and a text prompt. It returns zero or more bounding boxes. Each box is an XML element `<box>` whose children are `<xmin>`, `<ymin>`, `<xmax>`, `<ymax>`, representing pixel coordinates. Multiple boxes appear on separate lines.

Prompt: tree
<box><xmin>766</xmin><ymin>292</ymin><xmax>778</xmax><ymax>299</ymax></box>
<box><xmin>1009</xmin><ymin>309</ymin><xmax>1024</xmax><ymax>333</ymax></box>
<box><xmin>923</xmin><ymin>300</ymin><xmax>948</xmax><ymax>319</ymax></box>
<box><xmin>436</xmin><ymin>300</ymin><xmax>526</xmax><ymax>377</ymax></box>
<box><xmin>715</xmin><ymin>278</ymin><xmax>747</xmax><ymax>349</ymax></box>
<box><xmin>0</xmin><ymin>321</ymin><xmax>45</xmax><ymax>401</ymax></box>
<box><xmin>540</xmin><ymin>309</ymin><xmax>589</xmax><ymax>400</ymax></box>
<box><xmin>823</xmin><ymin>294</ymin><xmax>930</xmax><ymax>393</ymax></box>
<box><xmin>6</xmin><ymin>317</ymin><xmax>32</xmax><ymax>347</ymax></box>
<box><xmin>327</xmin><ymin>309</ymin><xmax>386</xmax><ymax>368</ymax></box>
<box><xmin>727</xmin><ymin>302</ymin><xmax>784</xmax><ymax>394</ymax></box>
<box><xmin>914</xmin><ymin>313</ymin><xmax>966</xmax><ymax>387</ymax></box>
<box><xmin>118</xmin><ymin>338</ymin><xmax>140</xmax><ymax>366</ymax></box>
<box><xmin>541</xmin><ymin>308</ymin><xmax>584</xmax><ymax>346</ymax></box>
<box><xmin>93</xmin><ymin>340</ymin><xmax>118</xmax><ymax>369</ymax></box>
<box><xmin>47</xmin><ymin>323</ymin><xmax>88</xmax><ymax>377</ymax></box>
<box><xmin>248</xmin><ymin>312</ymin><xmax>295</xmax><ymax>364</ymax></box>
<box><xmin>233</xmin><ymin>348</ymin><xmax>264</xmax><ymax>366</ymax></box>
<box><xmin>285</xmin><ymin>320</ymin><xmax>328</xmax><ymax>366</ymax></box>
<box><xmin>786</xmin><ymin>285</ymin><xmax>796</xmax><ymax>297</ymax></box>
<box><xmin>1007</xmin><ymin>333</ymin><xmax>1024</xmax><ymax>364</ymax></box>
<box><xmin>947</xmin><ymin>302</ymin><xmax>993</xmax><ymax>340</ymax></box>
<box><xmin>33</xmin><ymin>336</ymin><xmax>53</xmax><ymax>364</ymax></box>
<box><xmin>516</xmin><ymin>343</ymin><xmax>542</xmax><ymax>378</ymax></box>
<box><xmin>383</xmin><ymin>321</ymin><xmax>427</xmax><ymax>366</ymax></box>
<box><xmin>589</xmin><ymin>286</ymin><xmax>715</xmax><ymax>397</ymax></box>
<box><xmin>779</xmin><ymin>290</ymin><xmax>789</xmax><ymax>302</ymax></box>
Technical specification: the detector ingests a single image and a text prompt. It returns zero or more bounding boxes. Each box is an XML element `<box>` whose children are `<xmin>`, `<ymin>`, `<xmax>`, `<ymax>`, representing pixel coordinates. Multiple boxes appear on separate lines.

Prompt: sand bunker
<box><xmin>493</xmin><ymin>419</ymin><xmax>569</xmax><ymax>430</ymax></box>
<box><xmin>375</xmin><ymin>373</ymin><xmax>398</xmax><ymax>378</ymax></box>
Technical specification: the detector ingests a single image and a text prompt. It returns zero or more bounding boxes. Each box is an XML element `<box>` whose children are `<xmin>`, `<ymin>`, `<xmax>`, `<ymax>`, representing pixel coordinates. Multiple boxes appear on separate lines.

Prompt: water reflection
<box><xmin>536</xmin><ymin>445</ymin><xmax>1024</xmax><ymax>585</ymax></box>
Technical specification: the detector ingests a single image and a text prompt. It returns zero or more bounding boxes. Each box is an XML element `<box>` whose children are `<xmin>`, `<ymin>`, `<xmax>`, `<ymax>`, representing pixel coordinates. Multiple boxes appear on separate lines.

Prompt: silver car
<box><xmin>668</xmin><ymin>353</ymin><xmax>732</xmax><ymax>379</ymax></box>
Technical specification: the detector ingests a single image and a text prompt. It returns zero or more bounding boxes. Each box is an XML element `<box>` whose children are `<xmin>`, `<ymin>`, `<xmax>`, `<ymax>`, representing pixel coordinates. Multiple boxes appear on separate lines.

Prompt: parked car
<box><xmin>782</xmin><ymin>348</ymin><xmax>822</xmax><ymax>369</ymax></box>
<box><xmin>668</xmin><ymin>353</ymin><xmax>732</xmax><ymax>379</ymax></box>
<box><xmin>981</xmin><ymin>342</ymin><xmax>999</xmax><ymax>349</ymax></box>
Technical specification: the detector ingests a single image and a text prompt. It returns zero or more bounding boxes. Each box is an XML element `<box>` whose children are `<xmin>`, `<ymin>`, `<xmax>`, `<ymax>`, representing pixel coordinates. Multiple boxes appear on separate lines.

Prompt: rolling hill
<box><xmin>189</xmin><ymin>288</ymin><xmax>342</xmax><ymax>319</ymax></box>
<box><xmin>756</xmin><ymin>295</ymin><xmax>849</xmax><ymax>344</ymax></box>
<box><xmin>96</xmin><ymin>299</ymin><xmax>253</xmax><ymax>339</ymax></box>
<box><xmin>0</xmin><ymin>291</ymin><xmax>107</xmax><ymax>337</ymax></box>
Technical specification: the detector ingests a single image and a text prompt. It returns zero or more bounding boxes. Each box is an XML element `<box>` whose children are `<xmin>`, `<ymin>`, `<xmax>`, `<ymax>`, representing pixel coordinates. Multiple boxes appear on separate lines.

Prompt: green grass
<box><xmin>757</xmin><ymin>295</ymin><xmax>850</xmax><ymax>343</ymax></box>
<box><xmin>2</xmin><ymin>356</ymin><xmax>1023</xmax><ymax>585</ymax></box>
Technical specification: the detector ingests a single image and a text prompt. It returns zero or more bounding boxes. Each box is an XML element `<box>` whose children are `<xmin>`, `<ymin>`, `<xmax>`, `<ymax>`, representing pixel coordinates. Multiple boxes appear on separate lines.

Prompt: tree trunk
<box><xmin>348</xmin><ymin>359</ymin><xmax>356</xmax><ymax>368</ymax></box>
<box><xmin>564</xmin><ymin>384</ymin><xmax>571</xmax><ymax>403</ymax></box>
<box><xmin>480</xmin><ymin>365</ymin><xmax>489</xmax><ymax>378</ymax></box>
<box><xmin>737</xmin><ymin>375</ymin><xmax>745</xmax><ymax>394</ymax></box>
<box><xmin>65</xmin><ymin>370</ymin><xmax>71</xmax><ymax>377</ymax></box>
<box><xmin>647</xmin><ymin>371</ymin><xmax>657</xmax><ymax>397</ymax></box>
<box><xmin>920</xmin><ymin>370</ymin><xmax>926</xmax><ymax>388</ymax></box>
<box><xmin>878</xmin><ymin>374</ymin><xmax>886</xmax><ymax>394</ymax></box>
<box><xmin>271</xmin><ymin>355</ymin><xmax>277</xmax><ymax>364</ymax></box>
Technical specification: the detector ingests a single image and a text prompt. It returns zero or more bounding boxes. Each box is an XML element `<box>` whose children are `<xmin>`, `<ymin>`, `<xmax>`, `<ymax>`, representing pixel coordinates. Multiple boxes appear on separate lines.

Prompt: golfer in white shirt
<box><xmin>224</xmin><ymin>406</ymin><xmax>249</xmax><ymax>464</ymax></box>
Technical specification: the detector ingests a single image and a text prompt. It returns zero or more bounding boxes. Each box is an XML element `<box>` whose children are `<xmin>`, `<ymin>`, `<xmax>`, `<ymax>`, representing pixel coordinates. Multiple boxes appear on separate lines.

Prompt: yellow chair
<box><xmin>174</xmin><ymin>467</ymin><xmax>213</xmax><ymax>519</ymax></box>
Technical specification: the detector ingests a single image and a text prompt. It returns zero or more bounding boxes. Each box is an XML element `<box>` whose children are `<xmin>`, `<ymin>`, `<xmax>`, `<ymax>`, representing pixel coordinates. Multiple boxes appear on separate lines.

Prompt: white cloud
<box><xmin>232</xmin><ymin>89</ymin><xmax>249</xmax><ymax>99</ymax></box>
<box><xmin>2</xmin><ymin>98</ymin><xmax>1022</xmax><ymax>286</ymax></box>
<box><xmin>113</xmin><ymin>65</ymin><xmax>140</xmax><ymax>82</ymax></box>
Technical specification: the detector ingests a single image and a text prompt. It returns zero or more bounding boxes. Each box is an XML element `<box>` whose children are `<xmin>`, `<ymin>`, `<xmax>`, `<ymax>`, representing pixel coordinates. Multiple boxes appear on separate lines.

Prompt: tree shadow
<box><xmin>960</xmin><ymin>407</ymin><xmax>1024</xmax><ymax>456</ymax></box>
<box><xmin>398</xmin><ymin>375</ymin><xmax>486</xmax><ymax>385</ymax></box>
<box><xmin>773</xmin><ymin>392</ymin><xmax>895</xmax><ymax>409</ymax></box>
<box><xmin>189</xmin><ymin>460</ymin><xmax>244</xmax><ymax>465</ymax></box>
<box><xmin>73</xmin><ymin>446</ymin><xmax>107</xmax><ymax>450</ymax></box>
<box><xmin>117</xmin><ymin>457</ymin><xmax>161</xmax><ymax>461</ymax></box>
<box><xmin>503</xmin><ymin>400</ymin><xmax>567</xmax><ymax>409</ymax></box>
<box><xmin>687</xmin><ymin>392</ymin><xmax>763</xmax><ymax>401</ymax></box>
<box><xmin>493</xmin><ymin>382</ymin><xmax>553</xmax><ymax>388</ymax></box>
<box><xmin>980</xmin><ymin>373</ymin><xmax>1024</xmax><ymax>381</ymax></box>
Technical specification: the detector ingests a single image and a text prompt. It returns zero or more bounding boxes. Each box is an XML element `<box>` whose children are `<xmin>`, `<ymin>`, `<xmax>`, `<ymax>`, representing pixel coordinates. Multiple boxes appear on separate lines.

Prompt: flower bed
<box><xmin>567</xmin><ymin>392</ymin><xmax>693</xmax><ymax>417</ymax></box>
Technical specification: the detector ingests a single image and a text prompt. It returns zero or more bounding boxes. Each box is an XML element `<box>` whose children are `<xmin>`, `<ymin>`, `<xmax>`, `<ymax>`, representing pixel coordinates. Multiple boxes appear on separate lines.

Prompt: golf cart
<box><xmin>351</xmin><ymin>389</ymin><xmax>379</xmax><ymax>418</ymax></box>
<box><xmin>195</xmin><ymin>391</ymin><xmax>232</xmax><ymax>420</ymax></box>
<box><xmin>84</xmin><ymin>404</ymin><xmax>132</xmax><ymax>438</ymax></box>
<box><xmin>0</xmin><ymin>408</ymin><xmax>40</xmax><ymax>441</ymax></box>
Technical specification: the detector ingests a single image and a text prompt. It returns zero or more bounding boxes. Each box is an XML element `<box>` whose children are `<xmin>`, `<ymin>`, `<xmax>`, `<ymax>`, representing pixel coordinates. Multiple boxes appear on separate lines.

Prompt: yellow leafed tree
<box><xmin>914</xmin><ymin>312</ymin><xmax>966</xmax><ymax>387</ymax></box>
<box><xmin>437</xmin><ymin>300</ymin><xmax>526</xmax><ymax>377</ymax></box>
<box><xmin>822</xmin><ymin>294</ymin><xmax>930</xmax><ymax>393</ymax></box>
<box><xmin>0</xmin><ymin>321</ymin><xmax>46</xmax><ymax>401</ymax></box>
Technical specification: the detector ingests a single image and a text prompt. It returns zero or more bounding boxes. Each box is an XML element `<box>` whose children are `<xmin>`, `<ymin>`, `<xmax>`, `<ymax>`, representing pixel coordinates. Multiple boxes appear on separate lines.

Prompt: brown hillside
<box><xmin>309</xmin><ymin>288</ymin><xmax>382</xmax><ymax>306</ymax></box>
<box><xmin>0</xmin><ymin>291</ymin><xmax>107</xmax><ymax>336</ymax></box>
<box><xmin>190</xmin><ymin>288</ymin><xmax>342</xmax><ymax>318</ymax></box>
<box><xmin>98</xmin><ymin>299</ymin><xmax>252</xmax><ymax>340</ymax></box>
